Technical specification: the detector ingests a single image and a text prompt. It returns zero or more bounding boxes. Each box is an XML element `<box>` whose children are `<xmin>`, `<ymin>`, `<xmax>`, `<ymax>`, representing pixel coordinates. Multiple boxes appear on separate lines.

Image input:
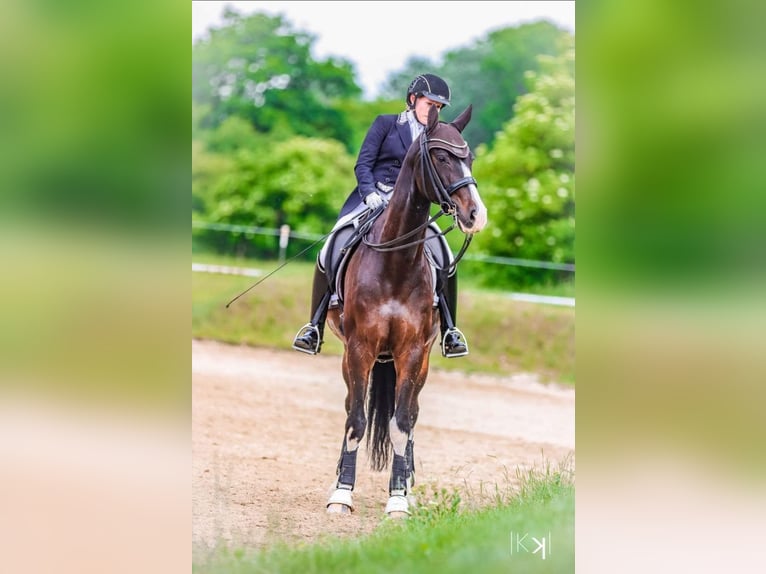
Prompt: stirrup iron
<box><xmin>292</xmin><ymin>323</ymin><xmax>321</xmax><ymax>355</ymax></box>
<box><xmin>441</xmin><ymin>327</ymin><xmax>469</xmax><ymax>358</ymax></box>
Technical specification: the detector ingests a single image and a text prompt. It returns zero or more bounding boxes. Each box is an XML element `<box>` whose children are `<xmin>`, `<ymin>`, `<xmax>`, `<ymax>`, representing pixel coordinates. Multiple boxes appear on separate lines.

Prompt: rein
<box><xmin>362</xmin><ymin>129</ymin><xmax>476</xmax><ymax>271</ymax></box>
<box><xmin>361</xmin><ymin>209</ymin><xmax>452</xmax><ymax>252</ymax></box>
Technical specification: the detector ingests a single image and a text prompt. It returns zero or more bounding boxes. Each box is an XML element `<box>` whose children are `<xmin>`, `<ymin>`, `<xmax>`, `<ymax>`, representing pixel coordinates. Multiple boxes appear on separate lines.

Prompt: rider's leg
<box><xmin>293</xmin><ymin>264</ymin><xmax>330</xmax><ymax>355</ymax></box>
<box><xmin>439</xmin><ymin>271</ymin><xmax>468</xmax><ymax>358</ymax></box>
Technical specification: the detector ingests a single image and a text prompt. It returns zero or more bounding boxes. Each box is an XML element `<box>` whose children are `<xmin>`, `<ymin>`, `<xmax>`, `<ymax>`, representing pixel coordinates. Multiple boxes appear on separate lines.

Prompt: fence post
<box><xmin>279</xmin><ymin>224</ymin><xmax>290</xmax><ymax>263</ymax></box>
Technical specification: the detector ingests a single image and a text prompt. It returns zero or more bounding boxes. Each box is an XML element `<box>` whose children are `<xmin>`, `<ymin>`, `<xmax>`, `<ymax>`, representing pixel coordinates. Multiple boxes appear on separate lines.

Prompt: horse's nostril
<box><xmin>469</xmin><ymin>209</ymin><xmax>477</xmax><ymax>222</ymax></box>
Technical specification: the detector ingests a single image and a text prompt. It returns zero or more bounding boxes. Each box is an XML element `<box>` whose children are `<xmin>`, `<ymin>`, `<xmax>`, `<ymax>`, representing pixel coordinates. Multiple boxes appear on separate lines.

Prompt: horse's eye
<box><xmin>436</xmin><ymin>153</ymin><xmax>448</xmax><ymax>163</ymax></box>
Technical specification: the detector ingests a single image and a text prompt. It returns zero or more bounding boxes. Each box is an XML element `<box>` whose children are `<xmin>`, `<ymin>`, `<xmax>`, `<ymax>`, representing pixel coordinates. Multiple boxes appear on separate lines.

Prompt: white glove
<box><xmin>364</xmin><ymin>192</ymin><xmax>384</xmax><ymax>209</ymax></box>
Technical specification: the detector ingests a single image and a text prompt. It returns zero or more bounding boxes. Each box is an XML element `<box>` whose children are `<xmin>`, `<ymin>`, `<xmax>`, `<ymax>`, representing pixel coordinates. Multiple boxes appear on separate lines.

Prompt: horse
<box><xmin>324</xmin><ymin>104</ymin><xmax>488</xmax><ymax>517</ymax></box>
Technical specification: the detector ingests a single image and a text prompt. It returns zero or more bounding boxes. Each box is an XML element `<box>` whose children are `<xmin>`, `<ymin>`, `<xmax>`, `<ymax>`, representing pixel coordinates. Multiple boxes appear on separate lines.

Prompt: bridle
<box><xmin>419</xmin><ymin>131</ymin><xmax>477</xmax><ymax>215</ymax></box>
<box><xmin>362</xmin><ymin>128</ymin><xmax>477</xmax><ymax>271</ymax></box>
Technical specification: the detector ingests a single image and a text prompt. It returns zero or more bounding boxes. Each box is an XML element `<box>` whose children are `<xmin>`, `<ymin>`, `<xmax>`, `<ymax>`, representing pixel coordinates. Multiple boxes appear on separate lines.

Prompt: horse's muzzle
<box><xmin>457</xmin><ymin>191</ymin><xmax>488</xmax><ymax>233</ymax></box>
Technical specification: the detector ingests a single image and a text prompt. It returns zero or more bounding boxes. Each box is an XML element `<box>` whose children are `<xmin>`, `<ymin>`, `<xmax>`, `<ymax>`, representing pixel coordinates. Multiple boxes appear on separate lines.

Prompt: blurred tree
<box><xmin>341</xmin><ymin>98</ymin><xmax>405</xmax><ymax>153</ymax></box>
<box><xmin>378</xmin><ymin>57</ymin><xmax>440</xmax><ymax>103</ymax></box>
<box><xmin>444</xmin><ymin>20</ymin><xmax>572</xmax><ymax>148</ymax></box>
<box><xmin>472</xmin><ymin>43</ymin><xmax>575</xmax><ymax>288</ymax></box>
<box><xmin>200</xmin><ymin>136</ymin><xmax>355</xmax><ymax>258</ymax></box>
<box><xmin>202</xmin><ymin>116</ymin><xmax>269</xmax><ymax>154</ymax></box>
<box><xmin>377</xmin><ymin>21</ymin><xmax>572</xmax><ymax>149</ymax></box>
<box><xmin>192</xmin><ymin>8</ymin><xmax>362</xmax><ymax>149</ymax></box>
<box><xmin>192</xmin><ymin>140</ymin><xmax>232</xmax><ymax>216</ymax></box>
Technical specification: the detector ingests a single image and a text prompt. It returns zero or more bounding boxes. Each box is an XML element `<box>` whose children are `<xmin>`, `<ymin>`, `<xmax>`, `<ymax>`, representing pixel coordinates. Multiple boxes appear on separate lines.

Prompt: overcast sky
<box><xmin>192</xmin><ymin>1</ymin><xmax>575</xmax><ymax>99</ymax></box>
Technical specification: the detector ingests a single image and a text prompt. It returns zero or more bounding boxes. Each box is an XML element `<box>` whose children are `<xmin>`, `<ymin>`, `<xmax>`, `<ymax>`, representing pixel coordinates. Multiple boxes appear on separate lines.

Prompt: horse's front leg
<box><xmin>327</xmin><ymin>432</ymin><xmax>360</xmax><ymax>514</ymax></box>
<box><xmin>386</xmin><ymin>422</ymin><xmax>417</xmax><ymax>518</ymax></box>
<box><xmin>385</xmin><ymin>356</ymin><xmax>427</xmax><ymax>517</ymax></box>
<box><xmin>327</xmin><ymin>350</ymin><xmax>370</xmax><ymax>514</ymax></box>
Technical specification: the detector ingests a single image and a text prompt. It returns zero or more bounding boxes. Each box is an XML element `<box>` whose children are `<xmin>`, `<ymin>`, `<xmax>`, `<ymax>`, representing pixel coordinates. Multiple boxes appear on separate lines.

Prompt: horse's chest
<box><xmin>376</xmin><ymin>296</ymin><xmax>430</xmax><ymax>322</ymax></box>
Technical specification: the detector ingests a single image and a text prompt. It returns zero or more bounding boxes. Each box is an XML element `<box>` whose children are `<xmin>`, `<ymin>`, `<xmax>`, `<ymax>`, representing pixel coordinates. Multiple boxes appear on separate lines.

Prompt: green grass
<box><xmin>192</xmin><ymin>254</ymin><xmax>575</xmax><ymax>384</ymax></box>
<box><xmin>194</xmin><ymin>457</ymin><xmax>574</xmax><ymax>574</ymax></box>
<box><xmin>457</xmin><ymin>260</ymin><xmax>576</xmax><ymax>300</ymax></box>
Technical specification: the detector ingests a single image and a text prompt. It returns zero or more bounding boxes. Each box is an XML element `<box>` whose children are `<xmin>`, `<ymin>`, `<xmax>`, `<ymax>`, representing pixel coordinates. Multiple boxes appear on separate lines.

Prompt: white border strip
<box><xmin>507</xmin><ymin>292</ymin><xmax>575</xmax><ymax>307</ymax></box>
<box><xmin>192</xmin><ymin>263</ymin><xmax>263</xmax><ymax>278</ymax></box>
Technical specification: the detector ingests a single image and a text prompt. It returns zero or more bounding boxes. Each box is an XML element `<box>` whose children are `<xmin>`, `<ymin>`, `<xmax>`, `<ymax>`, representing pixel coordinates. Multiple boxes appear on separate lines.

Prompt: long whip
<box><xmin>225</xmin><ymin>230</ymin><xmax>332</xmax><ymax>308</ymax></box>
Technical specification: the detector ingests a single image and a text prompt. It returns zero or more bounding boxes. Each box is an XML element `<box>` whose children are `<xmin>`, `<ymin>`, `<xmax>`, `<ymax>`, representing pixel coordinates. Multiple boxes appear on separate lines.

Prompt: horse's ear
<box><xmin>451</xmin><ymin>104</ymin><xmax>473</xmax><ymax>133</ymax></box>
<box><xmin>426</xmin><ymin>104</ymin><xmax>440</xmax><ymax>134</ymax></box>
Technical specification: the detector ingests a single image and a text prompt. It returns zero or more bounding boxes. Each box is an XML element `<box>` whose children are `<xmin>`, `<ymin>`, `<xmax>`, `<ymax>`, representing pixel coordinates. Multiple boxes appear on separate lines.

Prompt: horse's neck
<box><xmin>379</xmin><ymin>181</ymin><xmax>430</xmax><ymax>244</ymax></box>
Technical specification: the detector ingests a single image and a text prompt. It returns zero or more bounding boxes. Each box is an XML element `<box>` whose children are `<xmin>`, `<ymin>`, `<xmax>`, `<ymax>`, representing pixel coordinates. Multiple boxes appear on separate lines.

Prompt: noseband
<box><xmin>419</xmin><ymin>131</ymin><xmax>477</xmax><ymax>214</ymax></box>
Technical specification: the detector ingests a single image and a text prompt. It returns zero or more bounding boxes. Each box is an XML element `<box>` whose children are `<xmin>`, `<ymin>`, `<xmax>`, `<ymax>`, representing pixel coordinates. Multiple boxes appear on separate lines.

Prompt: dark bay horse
<box><xmin>325</xmin><ymin>104</ymin><xmax>487</xmax><ymax>516</ymax></box>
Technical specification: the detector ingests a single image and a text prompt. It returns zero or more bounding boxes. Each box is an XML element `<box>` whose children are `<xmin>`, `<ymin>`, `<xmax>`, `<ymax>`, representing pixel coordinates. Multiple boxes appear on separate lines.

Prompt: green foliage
<box><xmin>192</xmin><ymin>9</ymin><xmax>361</xmax><ymax>147</ymax></box>
<box><xmin>473</xmin><ymin>45</ymin><xmax>575</xmax><ymax>288</ymax></box>
<box><xmin>192</xmin><ymin>140</ymin><xmax>234</xmax><ymax>216</ymax></box>
<box><xmin>196</xmin><ymin>138</ymin><xmax>355</xmax><ymax>258</ymax></box>
<box><xmin>442</xmin><ymin>21</ymin><xmax>572</xmax><ymax>147</ymax></box>
<box><xmin>409</xmin><ymin>485</ymin><xmax>463</xmax><ymax>527</ymax></box>
<box><xmin>202</xmin><ymin>115</ymin><xmax>270</xmax><ymax>154</ymax></box>
<box><xmin>513</xmin><ymin>454</ymin><xmax>575</xmax><ymax>505</ymax></box>
<box><xmin>210</xmin><ymin>136</ymin><xmax>353</xmax><ymax>230</ymax></box>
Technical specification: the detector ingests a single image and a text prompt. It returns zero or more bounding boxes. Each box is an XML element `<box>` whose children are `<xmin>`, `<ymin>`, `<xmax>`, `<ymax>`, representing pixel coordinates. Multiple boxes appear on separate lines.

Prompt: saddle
<box><xmin>318</xmin><ymin>210</ymin><xmax>454</xmax><ymax>309</ymax></box>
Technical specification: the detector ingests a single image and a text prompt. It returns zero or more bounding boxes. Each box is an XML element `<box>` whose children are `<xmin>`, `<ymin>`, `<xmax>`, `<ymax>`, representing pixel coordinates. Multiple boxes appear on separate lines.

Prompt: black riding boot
<box><xmin>439</xmin><ymin>272</ymin><xmax>468</xmax><ymax>358</ymax></box>
<box><xmin>292</xmin><ymin>265</ymin><xmax>330</xmax><ymax>355</ymax></box>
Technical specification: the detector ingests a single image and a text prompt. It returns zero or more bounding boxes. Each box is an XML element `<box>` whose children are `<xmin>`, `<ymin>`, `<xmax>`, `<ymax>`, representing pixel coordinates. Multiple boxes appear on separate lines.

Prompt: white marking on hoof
<box><xmin>385</xmin><ymin>494</ymin><xmax>410</xmax><ymax>517</ymax></box>
<box><xmin>327</xmin><ymin>503</ymin><xmax>352</xmax><ymax>515</ymax></box>
<box><xmin>327</xmin><ymin>488</ymin><xmax>354</xmax><ymax>513</ymax></box>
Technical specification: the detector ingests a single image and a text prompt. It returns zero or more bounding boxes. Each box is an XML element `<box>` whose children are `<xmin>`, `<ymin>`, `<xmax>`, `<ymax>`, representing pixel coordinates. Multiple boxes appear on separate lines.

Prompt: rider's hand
<box><xmin>364</xmin><ymin>192</ymin><xmax>384</xmax><ymax>209</ymax></box>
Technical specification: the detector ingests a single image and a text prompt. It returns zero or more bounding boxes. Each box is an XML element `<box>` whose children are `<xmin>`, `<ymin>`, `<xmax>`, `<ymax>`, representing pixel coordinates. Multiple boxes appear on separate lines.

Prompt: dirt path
<box><xmin>192</xmin><ymin>339</ymin><xmax>575</xmax><ymax>558</ymax></box>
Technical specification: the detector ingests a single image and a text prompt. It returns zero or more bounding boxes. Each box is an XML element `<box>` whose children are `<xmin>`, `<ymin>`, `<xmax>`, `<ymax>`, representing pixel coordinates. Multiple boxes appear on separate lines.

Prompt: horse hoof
<box><xmin>384</xmin><ymin>494</ymin><xmax>410</xmax><ymax>517</ymax></box>
<box><xmin>327</xmin><ymin>488</ymin><xmax>354</xmax><ymax>513</ymax></box>
<box><xmin>387</xmin><ymin>510</ymin><xmax>409</xmax><ymax>520</ymax></box>
<box><xmin>327</xmin><ymin>503</ymin><xmax>352</xmax><ymax>515</ymax></box>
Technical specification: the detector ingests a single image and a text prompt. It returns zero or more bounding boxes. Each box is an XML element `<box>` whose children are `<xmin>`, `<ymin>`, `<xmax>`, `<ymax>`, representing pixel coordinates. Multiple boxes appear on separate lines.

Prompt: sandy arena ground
<box><xmin>192</xmin><ymin>338</ymin><xmax>574</xmax><ymax>559</ymax></box>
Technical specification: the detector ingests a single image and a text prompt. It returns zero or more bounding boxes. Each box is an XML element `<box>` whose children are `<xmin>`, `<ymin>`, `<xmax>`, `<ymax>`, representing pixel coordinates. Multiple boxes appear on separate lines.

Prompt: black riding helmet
<box><xmin>406</xmin><ymin>73</ymin><xmax>451</xmax><ymax>108</ymax></box>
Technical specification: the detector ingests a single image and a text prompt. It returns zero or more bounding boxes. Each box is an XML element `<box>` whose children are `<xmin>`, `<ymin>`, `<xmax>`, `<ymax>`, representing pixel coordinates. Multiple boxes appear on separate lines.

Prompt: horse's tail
<box><xmin>366</xmin><ymin>361</ymin><xmax>396</xmax><ymax>471</ymax></box>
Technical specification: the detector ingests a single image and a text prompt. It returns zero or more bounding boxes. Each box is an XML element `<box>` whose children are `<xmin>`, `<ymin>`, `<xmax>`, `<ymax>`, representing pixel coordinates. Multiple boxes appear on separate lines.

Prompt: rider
<box><xmin>292</xmin><ymin>73</ymin><xmax>469</xmax><ymax>358</ymax></box>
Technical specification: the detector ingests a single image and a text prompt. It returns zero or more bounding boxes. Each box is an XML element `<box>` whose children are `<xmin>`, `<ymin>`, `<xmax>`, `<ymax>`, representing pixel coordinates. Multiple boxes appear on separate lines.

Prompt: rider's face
<box><xmin>413</xmin><ymin>96</ymin><xmax>443</xmax><ymax>124</ymax></box>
